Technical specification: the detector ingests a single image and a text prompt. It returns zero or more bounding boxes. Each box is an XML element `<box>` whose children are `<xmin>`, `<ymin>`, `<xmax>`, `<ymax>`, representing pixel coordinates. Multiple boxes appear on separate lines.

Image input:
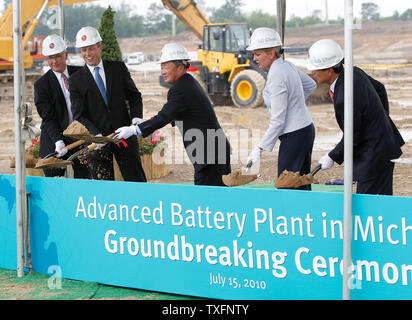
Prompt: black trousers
<box><xmin>42</xmin><ymin>145</ymin><xmax>90</xmax><ymax>179</ymax></box>
<box><xmin>194</xmin><ymin>164</ymin><xmax>227</xmax><ymax>186</ymax></box>
<box><xmin>356</xmin><ymin>162</ymin><xmax>395</xmax><ymax>195</ymax></box>
<box><xmin>277</xmin><ymin>123</ymin><xmax>315</xmax><ymax>191</ymax></box>
<box><xmin>87</xmin><ymin>136</ymin><xmax>147</xmax><ymax>182</ymax></box>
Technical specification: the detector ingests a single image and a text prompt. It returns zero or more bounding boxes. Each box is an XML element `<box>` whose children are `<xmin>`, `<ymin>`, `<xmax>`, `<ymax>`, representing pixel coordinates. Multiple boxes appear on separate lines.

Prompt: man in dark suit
<box><xmin>70</xmin><ymin>26</ymin><xmax>146</xmax><ymax>182</ymax></box>
<box><xmin>34</xmin><ymin>34</ymin><xmax>89</xmax><ymax>178</ymax></box>
<box><xmin>114</xmin><ymin>43</ymin><xmax>231</xmax><ymax>186</ymax></box>
<box><xmin>307</xmin><ymin>39</ymin><xmax>404</xmax><ymax>195</ymax></box>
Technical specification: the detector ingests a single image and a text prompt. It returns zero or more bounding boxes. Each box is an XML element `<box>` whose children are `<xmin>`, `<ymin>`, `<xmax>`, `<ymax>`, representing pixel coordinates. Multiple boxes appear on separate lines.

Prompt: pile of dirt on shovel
<box><xmin>35</xmin><ymin>157</ymin><xmax>72</xmax><ymax>169</ymax></box>
<box><xmin>275</xmin><ymin>170</ymin><xmax>318</xmax><ymax>189</ymax></box>
<box><xmin>222</xmin><ymin>171</ymin><xmax>258</xmax><ymax>187</ymax></box>
<box><xmin>63</xmin><ymin>120</ymin><xmax>90</xmax><ymax>135</ymax></box>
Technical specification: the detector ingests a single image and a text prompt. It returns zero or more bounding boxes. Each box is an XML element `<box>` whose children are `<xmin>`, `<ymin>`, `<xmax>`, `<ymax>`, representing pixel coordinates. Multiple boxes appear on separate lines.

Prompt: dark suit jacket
<box><xmin>69</xmin><ymin>60</ymin><xmax>142</xmax><ymax>136</ymax></box>
<box><xmin>34</xmin><ymin>65</ymin><xmax>82</xmax><ymax>158</ymax></box>
<box><xmin>139</xmin><ymin>73</ymin><xmax>231</xmax><ymax>174</ymax></box>
<box><xmin>329</xmin><ymin>67</ymin><xmax>404</xmax><ymax>181</ymax></box>
<box><xmin>366</xmin><ymin>72</ymin><xmax>390</xmax><ymax>114</ymax></box>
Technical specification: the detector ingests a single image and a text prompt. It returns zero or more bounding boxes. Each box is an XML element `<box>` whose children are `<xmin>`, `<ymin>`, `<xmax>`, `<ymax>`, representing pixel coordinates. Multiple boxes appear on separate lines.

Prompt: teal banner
<box><xmin>0</xmin><ymin>174</ymin><xmax>411</xmax><ymax>299</ymax></box>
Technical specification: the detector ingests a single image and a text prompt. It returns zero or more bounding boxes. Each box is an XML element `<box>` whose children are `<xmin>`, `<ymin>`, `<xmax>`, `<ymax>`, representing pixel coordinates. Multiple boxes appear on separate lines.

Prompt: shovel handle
<box><xmin>42</xmin><ymin>139</ymin><xmax>86</xmax><ymax>159</ymax></box>
<box><xmin>245</xmin><ymin>160</ymin><xmax>253</xmax><ymax>173</ymax></box>
<box><xmin>66</xmin><ymin>139</ymin><xmax>85</xmax><ymax>151</ymax></box>
<box><xmin>311</xmin><ymin>164</ymin><xmax>322</xmax><ymax>176</ymax></box>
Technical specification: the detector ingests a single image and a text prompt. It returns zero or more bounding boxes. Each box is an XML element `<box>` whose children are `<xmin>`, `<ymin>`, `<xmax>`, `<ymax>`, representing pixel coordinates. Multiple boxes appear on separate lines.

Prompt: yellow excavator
<box><xmin>161</xmin><ymin>0</ymin><xmax>329</xmax><ymax>107</ymax></box>
<box><xmin>161</xmin><ymin>0</ymin><xmax>267</xmax><ymax>108</ymax></box>
<box><xmin>0</xmin><ymin>0</ymin><xmax>94</xmax><ymax>72</ymax></box>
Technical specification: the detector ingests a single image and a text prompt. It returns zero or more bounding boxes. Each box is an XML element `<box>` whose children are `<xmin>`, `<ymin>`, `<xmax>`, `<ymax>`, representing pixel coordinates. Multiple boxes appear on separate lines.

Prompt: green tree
<box><xmin>144</xmin><ymin>3</ymin><xmax>172</xmax><ymax>35</ymax></box>
<box><xmin>247</xmin><ymin>10</ymin><xmax>276</xmax><ymax>30</ymax></box>
<box><xmin>361</xmin><ymin>2</ymin><xmax>380</xmax><ymax>21</ymax></box>
<box><xmin>61</xmin><ymin>4</ymin><xmax>105</xmax><ymax>42</ymax></box>
<box><xmin>400</xmin><ymin>9</ymin><xmax>412</xmax><ymax>21</ymax></box>
<box><xmin>3</xmin><ymin>0</ymin><xmax>11</xmax><ymax>11</ymax></box>
<box><xmin>210</xmin><ymin>0</ymin><xmax>246</xmax><ymax>23</ymax></box>
<box><xmin>98</xmin><ymin>6</ymin><xmax>122</xmax><ymax>61</ymax></box>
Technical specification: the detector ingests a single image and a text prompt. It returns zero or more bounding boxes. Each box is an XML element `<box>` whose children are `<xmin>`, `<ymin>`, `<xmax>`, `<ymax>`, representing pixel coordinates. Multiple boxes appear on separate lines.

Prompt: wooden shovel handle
<box><xmin>65</xmin><ymin>139</ymin><xmax>85</xmax><ymax>151</ymax></box>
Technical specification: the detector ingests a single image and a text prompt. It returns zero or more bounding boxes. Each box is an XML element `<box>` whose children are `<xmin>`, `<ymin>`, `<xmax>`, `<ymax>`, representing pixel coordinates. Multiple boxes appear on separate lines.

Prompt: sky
<box><xmin>94</xmin><ymin>0</ymin><xmax>412</xmax><ymax>20</ymax></box>
<box><xmin>1</xmin><ymin>0</ymin><xmax>411</xmax><ymax>19</ymax></box>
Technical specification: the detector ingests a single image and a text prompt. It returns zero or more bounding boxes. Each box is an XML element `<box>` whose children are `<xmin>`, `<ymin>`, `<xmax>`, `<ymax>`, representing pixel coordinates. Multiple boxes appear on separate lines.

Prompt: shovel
<box><xmin>63</xmin><ymin>132</ymin><xmax>119</xmax><ymax>144</ymax></box>
<box><xmin>275</xmin><ymin>164</ymin><xmax>322</xmax><ymax>189</ymax></box>
<box><xmin>222</xmin><ymin>161</ymin><xmax>259</xmax><ymax>187</ymax></box>
<box><xmin>66</xmin><ymin>142</ymin><xmax>97</xmax><ymax>162</ymax></box>
<box><xmin>391</xmin><ymin>158</ymin><xmax>412</xmax><ymax>164</ymax></box>
<box><xmin>42</xmin><ymin>139</ymin><xmax>85</xmax><ymax>160</ymax></box>
<box><xmin>35</xmin><ymin>140</ymin><xmax>87</xmax><ymax>169</ymax></box>
<box><xmin>65</xmin><ymin>132</ymin><xmax>122</xmax><ymax>162</ymax></box>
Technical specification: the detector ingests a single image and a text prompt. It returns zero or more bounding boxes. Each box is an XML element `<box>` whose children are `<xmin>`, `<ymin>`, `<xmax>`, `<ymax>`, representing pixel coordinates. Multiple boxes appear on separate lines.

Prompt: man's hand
<box><xmin>55</xmin><ymin>140</ymin><xmax>67</xmax><ymax>158</ymax></box>
<box><xmin>247</xmin><ymin>146</ymin><xmax>262</xmax><ymax>165</ymax></box>
<box><xmin>319</xmin><ymin>153</ymin><xmax>334</xmax><ymax>170</ymax></box>
<box><xmin>115</xmin><ymin>125</ymin><xmax>137</xmax><ymax>140</ymax></box>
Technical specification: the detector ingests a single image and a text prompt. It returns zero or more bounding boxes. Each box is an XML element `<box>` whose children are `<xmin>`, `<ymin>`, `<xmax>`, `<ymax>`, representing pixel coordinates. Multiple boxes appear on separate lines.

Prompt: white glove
<box><xmin>115</xmin><ymin>125</ymin><xmax>137</xmax><ymax>140</ymax></box>
<box><xmin>247</xmin><ymin>146</ymin><xmax>262</xmax><ymax>165</ymax></box>
<box><xmin>132</xmin><ymin>117</ymin><xmax>144</xmax><ymax>125</ymax></box>
<box><xmin>94</xmin><ymin>134</ymin><xmax>106</xmax><ymax>151</ymax></box>
<box><xmin>55</xmin><ymin>140</ymin><xmax>67</xmax><ymax>158</ymax></box>
<box><xmin>319</xmin><ymin>154</ymin><xmax>334</xmax><ymax>170</ymax></box>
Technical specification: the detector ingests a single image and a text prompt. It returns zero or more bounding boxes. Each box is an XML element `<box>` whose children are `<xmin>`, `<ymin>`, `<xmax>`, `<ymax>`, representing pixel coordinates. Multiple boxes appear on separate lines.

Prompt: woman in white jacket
<box><xmin>247</xmin><ymin>28</ymin><xmax>317</xmax><ymax>190</ymax></box>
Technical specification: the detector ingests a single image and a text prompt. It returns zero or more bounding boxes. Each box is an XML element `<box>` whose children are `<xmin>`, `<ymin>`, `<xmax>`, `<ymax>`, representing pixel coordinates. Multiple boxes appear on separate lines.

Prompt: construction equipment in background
<box><xmin>161</xmin><ymin>0</ymin><xmax>266</xmax><ymax>108</ymax></box>
<box><xmin>160</xmin><ymin>0</ymin><xmax>331</xmax><ymax>107</ymax></box>
<box><xmin>27</xmin><ymin>36</ymin><xmax>47</xmax><ymax>70</ymax></box>
<box><xmin>0</xmin><ymin>0</ymin><xmax>94</xmax><ymax>73</ymax></box>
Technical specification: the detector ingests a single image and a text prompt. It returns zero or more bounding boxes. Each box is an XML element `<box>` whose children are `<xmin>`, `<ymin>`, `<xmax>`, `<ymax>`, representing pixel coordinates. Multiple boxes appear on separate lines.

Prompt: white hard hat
<box><xmin>307</xmin><ymin>39</ymin><xmax>344</xmax><ymax>71</ymax></box>
<box><xmin>159</xmin><ymin>43</ymin><xmax>190</xmax><ymax>63</ymax></box>
<box><xmin>75</xmin><ymin>26</ymin><xmax>102</xmax><ymax>48</ymax></box>
<box><xmin>247</xmin><ymin>27</ymin><xmax>282</xmax><ymax>51</ymax></box>
<box><xmin>42</xmin><ymin>34</ymin><xmax>67</xmax><ymax>56</ymax></box>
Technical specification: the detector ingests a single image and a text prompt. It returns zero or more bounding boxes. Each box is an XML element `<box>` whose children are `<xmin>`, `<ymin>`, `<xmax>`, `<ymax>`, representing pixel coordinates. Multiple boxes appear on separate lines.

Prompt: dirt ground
<box><xmin>0</xmin><ymin>20</ymin><xmax>411</xmax><ymax>197</ymax></box>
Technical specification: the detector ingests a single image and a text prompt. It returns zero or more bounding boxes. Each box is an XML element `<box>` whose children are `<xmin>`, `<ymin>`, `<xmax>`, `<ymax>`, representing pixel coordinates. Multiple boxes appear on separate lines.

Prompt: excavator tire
<box><xmin>230</xmin><ymin>69</ymin><xmax>265</xmax><ymax>108</ymax></box>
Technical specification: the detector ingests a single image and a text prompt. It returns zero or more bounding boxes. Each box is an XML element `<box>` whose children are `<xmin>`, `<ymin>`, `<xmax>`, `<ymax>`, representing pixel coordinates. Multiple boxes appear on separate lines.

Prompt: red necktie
<box><xmin>62</xmin><ymin>73</ymin><xmax>69</xmax><ymax>90</ymax></box>
<box><xmin>329</xmin><ymin>89</ymin><xmax>334</xmax><ymax>103</ymax></box>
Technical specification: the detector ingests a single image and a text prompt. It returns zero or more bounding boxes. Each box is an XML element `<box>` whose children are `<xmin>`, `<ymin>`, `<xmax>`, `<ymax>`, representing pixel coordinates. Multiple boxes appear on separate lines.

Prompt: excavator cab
<box><xmin>192</xmin><ymin>23</ymin><xmax>266</xmax><ymax>108</ymax></box>
<box><xmin>160</xmin><ymin>0</ymin><xmax>266</xmax><ymax>108</ymax></box>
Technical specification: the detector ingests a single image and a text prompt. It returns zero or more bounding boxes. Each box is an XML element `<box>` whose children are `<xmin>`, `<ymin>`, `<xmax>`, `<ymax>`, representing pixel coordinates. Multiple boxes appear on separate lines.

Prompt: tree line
<box><xmin>2</xmin><ymin>0</ymin><xmax>412</xmax><ymax>42</ymax></box>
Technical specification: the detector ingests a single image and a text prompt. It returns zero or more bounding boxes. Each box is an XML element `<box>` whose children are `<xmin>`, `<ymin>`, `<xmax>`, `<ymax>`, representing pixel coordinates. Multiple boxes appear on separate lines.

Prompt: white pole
<box><xmin>343</xmin><ymin>0</ymin><xmax>354</xmax><ymax>300</ymax></box>
<box><xmin>58</xmin><ymin>0</ymin><xmax>65</xmax><ymax>39</ymax></box>
<box><xmin>13</xmin><ymin>0</ymin><xmax>24</xmax><ymax>278</ymax></box>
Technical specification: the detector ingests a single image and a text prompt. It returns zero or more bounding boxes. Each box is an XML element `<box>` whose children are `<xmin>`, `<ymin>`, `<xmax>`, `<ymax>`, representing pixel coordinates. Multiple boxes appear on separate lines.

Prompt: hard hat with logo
<box><xmin>42</xmin><ymin>34</ymin><xmax>67</xmax><ymax>56</ymax></box>
<box><xmin>247</xmin><ymin>27</ymin><xmax>282</xmax><ymax>51</ymax></box>
<box><xmin>159</xmin><ymin>43</ymin><xmax>190</xmax><ymax>63</ymax></box>
<box><xmin>307</xmin><ymin>39</ymin><xmax>344</xmax><ymax>71</ymax></box>
<box><xmin>75</xmin><ymin>26</ymin><xmax>102</xmax><ymax>48</ymax></box>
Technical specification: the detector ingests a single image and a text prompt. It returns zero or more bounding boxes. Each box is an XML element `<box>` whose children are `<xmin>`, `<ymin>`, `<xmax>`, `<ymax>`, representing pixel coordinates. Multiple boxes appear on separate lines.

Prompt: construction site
<box><xmin>1</xmin><ymin>21</ymin><xmax>411</xmax><ymax>195</ymax></box>
<box><xmin>0</xmin><ymin>0</ymin><xmax>411</xmax><ymax>302</ymax></box>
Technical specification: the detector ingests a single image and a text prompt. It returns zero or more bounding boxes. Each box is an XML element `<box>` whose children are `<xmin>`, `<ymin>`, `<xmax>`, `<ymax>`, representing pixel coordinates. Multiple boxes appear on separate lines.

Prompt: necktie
<box><xmin>94</xmin><ymin>66</ymin><xmax>108</xmax><ymax>105</ymax></box>
<box><xmin>329</xmin><ymin>89</ymin><xmax>334</xmax><ymax>104</ymax></box>
<box><xmin>61</xmin><ymin>73</ymin><xmax>69</xmax><ymax>90</ymax></box>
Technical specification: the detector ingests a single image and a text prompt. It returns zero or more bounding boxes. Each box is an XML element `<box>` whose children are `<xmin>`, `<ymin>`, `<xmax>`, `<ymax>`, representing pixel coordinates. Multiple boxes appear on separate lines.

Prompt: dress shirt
<box><xmin>86</xmin><ymin>60</ymin><xmax>107</xmax><ymax>89</ymax></box>
<box><xmin>259</xmin><ymin>58</ymin><xmax>316</xmax><ymax>151</ymax></box>
<box><xmin>53</xmin><ymin>68</ymin><xmax>73</xmax><ymax>124</ymax></box>
<box><xmin>330</xmin><ymin>77</ymin><xmax>337</xmax><ymax>94</ymax></box>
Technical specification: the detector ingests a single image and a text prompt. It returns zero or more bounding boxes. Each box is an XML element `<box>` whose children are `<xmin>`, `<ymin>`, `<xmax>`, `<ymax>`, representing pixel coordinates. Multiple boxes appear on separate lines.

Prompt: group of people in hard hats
<box><xmin>34</xmin><ymin>25</ymin><xmax>404</xmax><ymax>196</ymax></box>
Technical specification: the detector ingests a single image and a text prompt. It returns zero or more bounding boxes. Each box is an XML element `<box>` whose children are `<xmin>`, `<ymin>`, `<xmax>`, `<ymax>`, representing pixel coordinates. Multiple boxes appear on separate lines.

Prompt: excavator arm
<box><xmin>161</xmin><ymin>0</ymin><xmax>209</xmax><ymax>40</ymax></box>
<box><xmin>0</xmin><ymin>0</ymin><xmax>95</xmax><ymax>71</ymax></box>
<box><xmin>0</xmin><ymin>0</ymin><xmax>95</xmax><ymax>38</ymax></box>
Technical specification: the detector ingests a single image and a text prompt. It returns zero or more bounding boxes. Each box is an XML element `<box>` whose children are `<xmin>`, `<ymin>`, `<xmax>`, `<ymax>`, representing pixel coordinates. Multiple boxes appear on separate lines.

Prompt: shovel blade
<box><xmin>42</xmin><ymin>151</ymin><xmax>57</xmax><ymax>160</ymax></box>
<box><xmin>222</xmin><ymin>171</ymin><xmax>258</xmax><ymax>187</ymax></box>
